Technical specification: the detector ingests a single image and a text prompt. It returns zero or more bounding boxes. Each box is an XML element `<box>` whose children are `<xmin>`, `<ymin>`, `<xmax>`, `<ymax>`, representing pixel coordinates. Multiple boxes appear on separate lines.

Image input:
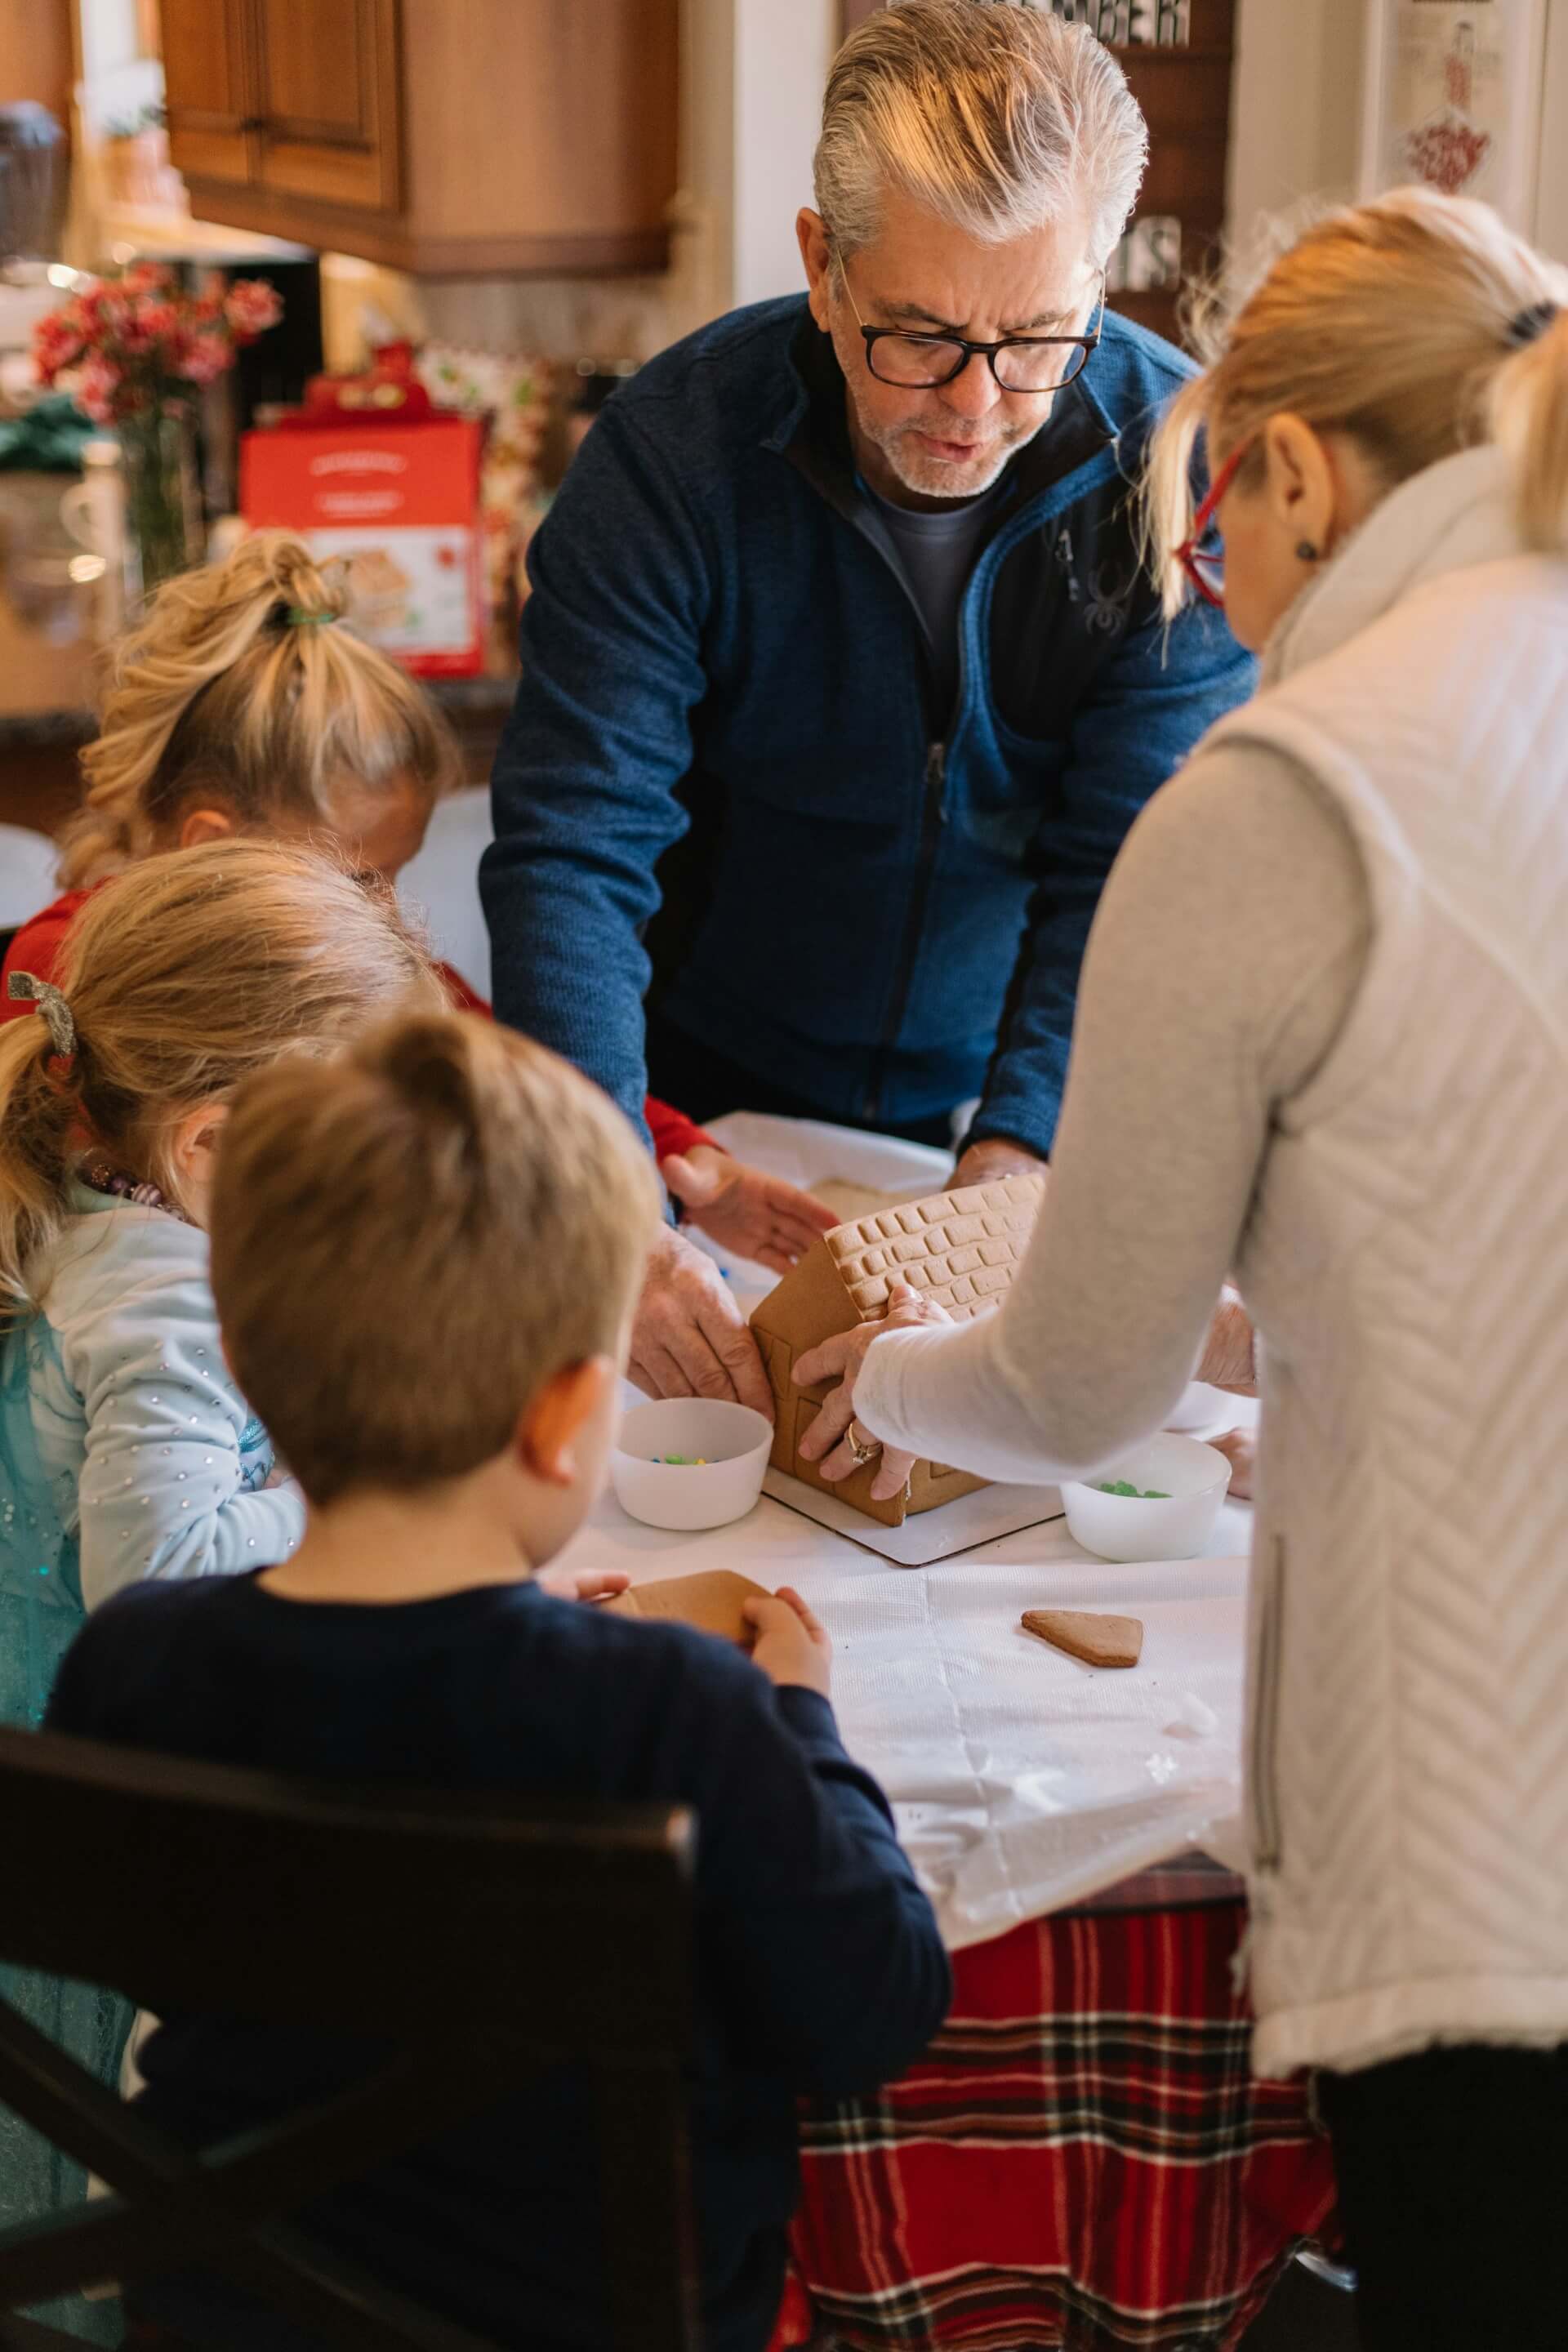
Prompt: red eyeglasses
<box><xmin>1175</xmin><ymin>439</ymin><xmax>1253</xmax><ymax>609</ymax></box>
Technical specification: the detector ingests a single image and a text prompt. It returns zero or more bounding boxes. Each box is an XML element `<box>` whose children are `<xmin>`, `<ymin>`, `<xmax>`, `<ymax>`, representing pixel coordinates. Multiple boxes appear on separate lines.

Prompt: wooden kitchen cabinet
<box><xmin>163</xmin><ymin>0</ymin><xmax>679</xmax><ymax>276</ymax></box>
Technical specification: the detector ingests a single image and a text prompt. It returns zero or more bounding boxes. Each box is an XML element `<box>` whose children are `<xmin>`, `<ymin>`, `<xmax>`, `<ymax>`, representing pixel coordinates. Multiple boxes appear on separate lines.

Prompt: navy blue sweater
<box><xmin>47</xmin><ymin>1573</ymin><xmax>951</xmax><ymax>2352</ymax></box>
<box><xmin>483</xmin><ymin>296</ymin><xmax>1254</xmax><ymax>1154</ymax></box>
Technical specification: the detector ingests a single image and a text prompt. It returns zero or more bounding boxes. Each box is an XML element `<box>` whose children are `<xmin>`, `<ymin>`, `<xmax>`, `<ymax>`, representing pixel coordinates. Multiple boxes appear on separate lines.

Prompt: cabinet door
<box><xmin>163</xmin><ymin>0</ymin><xmax>256</xmax><ymax>188</ymax></box>
<box><xmin>252</xmin><ymin>0</ymin><xmax>401</xmax><ymax>212</ymax></box>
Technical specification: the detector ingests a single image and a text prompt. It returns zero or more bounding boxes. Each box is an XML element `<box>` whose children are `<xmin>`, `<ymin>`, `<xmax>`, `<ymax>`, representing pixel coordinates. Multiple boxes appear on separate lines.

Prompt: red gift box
<box><xmin>240</xmin><ymin>414</ymin><xmax>486</xmax><ymax>677</ymax></box>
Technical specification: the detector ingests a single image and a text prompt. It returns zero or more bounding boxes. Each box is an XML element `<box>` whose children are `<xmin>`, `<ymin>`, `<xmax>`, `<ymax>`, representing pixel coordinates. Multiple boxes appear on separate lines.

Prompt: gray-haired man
<box><xmin>485</xmin><ymin>0</ymin><xmax>1253</xmax><ymax>1410</ymax></box>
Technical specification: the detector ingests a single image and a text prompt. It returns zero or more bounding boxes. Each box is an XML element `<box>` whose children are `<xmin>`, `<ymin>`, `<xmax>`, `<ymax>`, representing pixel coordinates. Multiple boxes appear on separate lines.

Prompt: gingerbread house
<box><xmin>750</xmin><ymin>1173</ymin><xmax>1045</xmax><ymax>1528</ymax></box>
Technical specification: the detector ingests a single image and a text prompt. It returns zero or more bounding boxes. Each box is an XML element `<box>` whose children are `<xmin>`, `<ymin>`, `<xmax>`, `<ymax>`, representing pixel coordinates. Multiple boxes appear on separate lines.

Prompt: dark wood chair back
<box><xmin>0</xmin><ymin>1727</ymin><xmax>699</xmax><ymax>2352</ymax></box>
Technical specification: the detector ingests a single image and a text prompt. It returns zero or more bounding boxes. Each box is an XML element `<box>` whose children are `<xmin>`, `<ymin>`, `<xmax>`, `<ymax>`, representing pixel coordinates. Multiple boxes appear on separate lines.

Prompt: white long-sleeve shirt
<box><xmin>854</xmin><ymin>742</ymin><xmax>1370</xmax><ymax>1480</ymax></box>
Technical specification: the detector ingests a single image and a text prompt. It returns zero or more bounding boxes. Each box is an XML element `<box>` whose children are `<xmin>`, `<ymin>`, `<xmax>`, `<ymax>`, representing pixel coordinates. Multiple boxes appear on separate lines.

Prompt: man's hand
<box><xmin>744</xmin><ymin>1586</ymin><xmax>832</xmax><ymax>1700</ymax></box>
<box><xmin>661</xmin><ymin>1145</ymin><xmax>838</xmax><ymax>1275</ymax></box>
<box><xmin>793</xmin><ymin>1278</ymin><xmax>951</xmax><ymax>1504</ymax></box>
<box><xmin>536</xmin><ymin>1565</ymin><xmax>631</xmax><ymax>1604</ymax></box>
<box><xmin>630</xmin><ymin>1223</ymin><xmax>777</xmax><ymax>1417</ymax></box>
<box><xmin>952</xmin><ymin>1135</ymin><xmax>1048</xmax><ymax>1191</ymax></box>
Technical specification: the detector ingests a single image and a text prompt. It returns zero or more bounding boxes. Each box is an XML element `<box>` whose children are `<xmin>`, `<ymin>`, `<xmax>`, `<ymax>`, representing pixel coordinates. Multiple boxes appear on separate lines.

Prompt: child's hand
<box><xmin>1211</xmin><ymin>1427</ymin><xmax>1256</xmax><ymax>1501</ymax></box>
<box><xmin>536</xmin><ymin>1565</ymin><xmax>631</xmax><ymax>1605</ymax></box>
<box><xmin>661</xmin><ymin>1147</ymin><xmax>838</xmax><ymax>1276</ymax></box>
<box><xmin>743</xmin><ymin>1586</ymin><xmax>832</xmax><ymax>1700</ymax></box>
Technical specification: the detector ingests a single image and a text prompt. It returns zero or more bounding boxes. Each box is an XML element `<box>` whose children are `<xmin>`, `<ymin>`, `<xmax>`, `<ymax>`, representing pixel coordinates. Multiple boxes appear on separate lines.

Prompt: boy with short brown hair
<box><xmin>49</xmin><ymin>1012</ymin><xmax>950</xmax><ymax>2352</ymax></box>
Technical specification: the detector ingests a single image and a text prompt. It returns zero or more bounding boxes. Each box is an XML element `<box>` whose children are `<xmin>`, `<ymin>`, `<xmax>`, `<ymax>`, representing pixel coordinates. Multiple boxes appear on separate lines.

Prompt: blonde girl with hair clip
<box><xmin>0</xmin><ymin>530</ymin><xmax>837</xmax><ymax>1285</ymax></box>
<box><xmin>787</xmin><ymin>187</ymin><xmax>1568</xmax><ymax>2349</ymax></box>
<box><xmin>0</xmin><ymin>839</ymin><xmax>435</xmax><ymax>2308</ymax></box>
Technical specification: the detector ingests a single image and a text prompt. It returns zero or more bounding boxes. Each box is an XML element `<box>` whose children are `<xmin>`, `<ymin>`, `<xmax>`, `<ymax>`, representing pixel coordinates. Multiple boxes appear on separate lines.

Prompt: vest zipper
<box><xmin>1250</xmin><ymin>1533</ymin><xmax>1286</xmax><ymax>1873</ymax></box>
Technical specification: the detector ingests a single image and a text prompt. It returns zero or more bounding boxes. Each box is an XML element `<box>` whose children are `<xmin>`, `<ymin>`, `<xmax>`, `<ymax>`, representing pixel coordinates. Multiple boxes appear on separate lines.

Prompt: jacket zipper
<box><xmin>841</xmin><ymin>507</ymin><xmax>960</xmax><ymax>1125</ymax></box>
<box><xmin>860</xmin><ymin>738</ymin><xmax>949</xmax><ymax>1121</ymax></box>
<box><xmin>1250</xmin><ymin>1534</ymin><xmax>1286</xmax><ymax>1873</ymax></box>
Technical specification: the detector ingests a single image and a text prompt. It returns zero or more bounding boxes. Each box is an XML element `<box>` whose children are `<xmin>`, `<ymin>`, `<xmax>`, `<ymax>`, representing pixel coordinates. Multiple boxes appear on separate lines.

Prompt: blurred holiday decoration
<box><xmin>32</xmin><ymin>265</ymin><xmax>283</xmax><ymax>600</ymax></box>
<box><xmin>416</xmin><ymin>343</ymin><xmax>559</xmax><ymax>652</ymax></box>
<box><xmin>0</xmin><ymin>105</ymin><xmax>67</xmax><ymax>265</ymax></box>
<box><xmin>1361</xmin><ymin>0</ymin><xmax>1549</xmax><ymax>228</ymax></box>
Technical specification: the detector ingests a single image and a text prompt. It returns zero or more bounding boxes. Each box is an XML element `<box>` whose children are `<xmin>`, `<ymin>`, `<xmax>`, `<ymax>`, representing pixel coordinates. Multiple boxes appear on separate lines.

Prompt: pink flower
<box><xmin>224</xmin><ymin>278</ymin><xmax>283</xmax><ymax>341</ymax></box>
<box><xmin>131</xmin><ymin>297</ymin><xmax>183</xmax><ymax>350</ymax></box>
<box><xmin>175</xmin><ymin>330</ymin><xmax>234</xmax><ymax>386</ymax></box>
<box><xmin>31</xmin><ymin>310</ymin><xmax>85</xmax><ymax>383</ymax></box>
<box><xmin>120</xmin><ymin>261</ymin><xmax>172</xmax><ymax>299</ymax></box>
<box><xmin>77</xmin><ymin>357</ymin><xmax>124</xmax><ymax>425</ymax></box>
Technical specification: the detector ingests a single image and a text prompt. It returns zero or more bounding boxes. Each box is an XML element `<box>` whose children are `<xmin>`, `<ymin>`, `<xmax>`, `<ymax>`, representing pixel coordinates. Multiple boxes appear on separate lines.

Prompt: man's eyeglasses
<box><xmin>839</xmin><ymin>267</ymin><xmax>1106</xmax><ymax>395</ymax></box>
<box><xmin>1175</xmin><ymin>438</ymin><xmax>1252</xmax><ymax>609</ymax></box>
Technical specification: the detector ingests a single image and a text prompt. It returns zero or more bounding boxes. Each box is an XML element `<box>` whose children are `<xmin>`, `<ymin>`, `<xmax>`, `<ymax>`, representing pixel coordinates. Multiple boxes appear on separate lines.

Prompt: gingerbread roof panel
<box><xmin>824</xmin><ymin>1174</ymin><xmax>1044</xmax><ymax>1327</ymax></box>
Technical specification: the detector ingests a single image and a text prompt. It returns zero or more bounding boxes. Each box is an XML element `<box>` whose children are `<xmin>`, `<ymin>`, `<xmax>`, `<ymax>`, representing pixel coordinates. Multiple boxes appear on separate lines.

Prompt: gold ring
<box><xmin>844</xmin><ymin>1421</ymin><xmax>881</xmax><ymax>1467</ymax></box>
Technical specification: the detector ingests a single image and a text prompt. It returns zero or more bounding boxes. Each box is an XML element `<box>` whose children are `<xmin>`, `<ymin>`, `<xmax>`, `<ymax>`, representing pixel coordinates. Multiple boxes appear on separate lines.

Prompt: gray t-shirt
<box><xmin>861</xmin><ymin>477</ymin><xmax>1008</xmax><ymax>721</ymax></box>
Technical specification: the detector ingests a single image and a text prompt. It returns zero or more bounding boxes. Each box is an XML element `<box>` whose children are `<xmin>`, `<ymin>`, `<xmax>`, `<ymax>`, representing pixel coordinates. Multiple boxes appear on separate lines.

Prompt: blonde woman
<box><xmin>795</xmin><ymin>189</ymin><xmax>1568</xmax><ymax>2347</ymax></box>
<box><xmin>0</xmin><ymin>532</ymin><xmax>835</xmax><ymax>1285</ymax></box>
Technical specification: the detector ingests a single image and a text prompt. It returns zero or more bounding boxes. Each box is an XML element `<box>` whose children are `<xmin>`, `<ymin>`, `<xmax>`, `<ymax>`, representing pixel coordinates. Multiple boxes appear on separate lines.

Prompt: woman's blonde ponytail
<box><xmin>1491</xmin><ymin>307</ymin><xmax>1568</xmax><ymax>558</ymax></box>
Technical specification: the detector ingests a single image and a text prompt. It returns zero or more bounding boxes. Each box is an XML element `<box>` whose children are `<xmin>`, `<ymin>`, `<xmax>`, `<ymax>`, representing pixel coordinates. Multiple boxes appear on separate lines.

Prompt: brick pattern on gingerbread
<box><xmin>751</xmin><ymin>1174</ymin><xmax>1045</xmax><ymax>1528</ymax></box>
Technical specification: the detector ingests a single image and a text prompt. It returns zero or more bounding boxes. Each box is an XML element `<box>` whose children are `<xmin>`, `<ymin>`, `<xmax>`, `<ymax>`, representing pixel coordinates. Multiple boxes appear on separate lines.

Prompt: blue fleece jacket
<box><xmin>483</xmin><ymin>296</ymin><xmax>1252</xmax><ymax>1155</ymax></box>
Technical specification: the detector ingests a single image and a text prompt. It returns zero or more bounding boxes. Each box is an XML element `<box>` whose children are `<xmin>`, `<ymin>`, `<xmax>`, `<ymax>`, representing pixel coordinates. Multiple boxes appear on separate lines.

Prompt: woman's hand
<box><xmin>793</xmin><ymin>1279</ymin><xmax>951</xmax><ymax>1505</ymax></box>
<box><xmin>535</xmin><ymin>1564</ymin><xmax>631</xmax><ymax>1605</ymax></box>
<box><xmin>744</xmin><ymin>1586</ymin><xmax>832</xmax><ymax>1699</ymax></box>
<box><xmin>661</xmin><ymin>1146</ymin><xmax>838</xmax><ymax>1276</ymax></box>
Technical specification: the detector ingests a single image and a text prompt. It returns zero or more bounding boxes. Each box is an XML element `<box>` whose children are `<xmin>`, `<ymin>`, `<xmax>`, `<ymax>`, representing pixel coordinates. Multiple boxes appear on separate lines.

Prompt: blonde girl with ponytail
<box><xmin>792</xmin><ymin>189</ymin><xmax>1568</xmax><ymax>2350</ymax></box>
<box><xmin>64</xmin><ymin>530</ymin><xmax>458</xmax><ymax>888</ymax></box>
<box><xmin>0</xmin><ymin>839</ymin><xmax>434</xmax><ymax>2294</ymax></box>
<box><xmin>0</xmin><ymin>838</ymin><xmax>435</xmax><ymax>1676</ymax></box>
<box><xmin>0</xmin><ymin>532</ymin><xmax>459</xmax><ymax>1018</ymax></box>
<box><xmin>0</xmin><ymin>530</ymin><xmax>835</xmax><ymax>1280</ymax></box>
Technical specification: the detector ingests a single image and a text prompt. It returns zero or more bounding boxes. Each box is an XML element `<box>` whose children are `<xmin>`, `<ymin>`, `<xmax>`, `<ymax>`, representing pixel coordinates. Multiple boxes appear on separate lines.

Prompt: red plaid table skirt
<box><xmin>773</xmin><ymin>1896</ymin><xmax>1337</xmax><ymax>2351</ymax></box>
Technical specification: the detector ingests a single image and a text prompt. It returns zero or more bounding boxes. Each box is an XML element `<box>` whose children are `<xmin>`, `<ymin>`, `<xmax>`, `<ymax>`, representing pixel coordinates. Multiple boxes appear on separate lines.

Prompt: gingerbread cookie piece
<box><xmin>1021</xmin><ymin>1608</ymin><xmax>1144</xmax><ymax>1669</ymax></box>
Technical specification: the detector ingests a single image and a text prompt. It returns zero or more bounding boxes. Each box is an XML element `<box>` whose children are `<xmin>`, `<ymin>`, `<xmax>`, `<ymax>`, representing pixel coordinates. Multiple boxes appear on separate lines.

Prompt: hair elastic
<box><xmin>284</xmin><ymin>606</ymin><xmax>340</xmax><ymax>628</ymax></box>
<box><xmin>7</xmin><ymin>971</ymin><xmax>77</xmax><ymax>1059</ymax></box>
<box><xmin>1507</xmin><ymin>301</ymin><xmax>1560</xmax><ymax>349</ymax></box>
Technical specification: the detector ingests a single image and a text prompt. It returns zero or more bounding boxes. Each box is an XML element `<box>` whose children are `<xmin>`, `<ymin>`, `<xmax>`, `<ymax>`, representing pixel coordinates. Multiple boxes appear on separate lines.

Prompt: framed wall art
<box><xmin>1361</xmin><ymin>0</ymin><xmax>1551</xmax><ymax>231</ymax></box>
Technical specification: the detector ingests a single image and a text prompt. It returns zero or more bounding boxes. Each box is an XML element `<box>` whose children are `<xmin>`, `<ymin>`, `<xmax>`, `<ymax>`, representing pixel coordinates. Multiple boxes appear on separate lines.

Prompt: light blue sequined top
<box><xmin>0</xmin><ymin>1184</ymin><xmax>305</xmax><ymax>1729</ymax></box>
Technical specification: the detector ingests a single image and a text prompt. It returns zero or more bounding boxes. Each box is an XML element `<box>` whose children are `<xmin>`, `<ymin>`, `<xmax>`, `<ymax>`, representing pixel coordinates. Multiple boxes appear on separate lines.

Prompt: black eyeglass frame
<box><xmin>840</xmin><ymin>269</ymin><xmax>1108</xmax><ymax>394</ymax></box>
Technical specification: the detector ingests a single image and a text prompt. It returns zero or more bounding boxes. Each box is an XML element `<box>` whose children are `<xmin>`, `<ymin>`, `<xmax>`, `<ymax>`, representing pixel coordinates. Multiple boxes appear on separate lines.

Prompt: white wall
<box><xmin>1227</xmin><ymin>0</ymin><xmax>1366</xmax><ymax>263</ymax></box>
<box><xmin>732</xmin><ymin>0</ymin><xmax>835</xmax><ymax>307</ymax></box>
<box><xmin>1227</xmin><ymin>0</ymin><xmax>1568</xmax><ymax>269</ymax></box>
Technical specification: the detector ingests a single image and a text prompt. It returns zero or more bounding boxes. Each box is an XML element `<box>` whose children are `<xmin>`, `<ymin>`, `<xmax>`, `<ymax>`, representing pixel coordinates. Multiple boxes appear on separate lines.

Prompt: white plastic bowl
<box><xmin>612</xmin><ymin>1400</ymin><xmax>773</xmax><ymax>1533</ymax></box>
<box><xmin>1062</xmin><ymin>1433</ymin><xmax>1232</xmax><ymax>1564</ymax></box>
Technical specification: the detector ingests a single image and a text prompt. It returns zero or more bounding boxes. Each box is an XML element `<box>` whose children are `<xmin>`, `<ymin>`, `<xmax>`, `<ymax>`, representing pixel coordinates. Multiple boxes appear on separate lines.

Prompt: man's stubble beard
<box><xmin>862</xmin><ymin>407</ymin><xmax>1050</xmax><ymax>503</ymax></box>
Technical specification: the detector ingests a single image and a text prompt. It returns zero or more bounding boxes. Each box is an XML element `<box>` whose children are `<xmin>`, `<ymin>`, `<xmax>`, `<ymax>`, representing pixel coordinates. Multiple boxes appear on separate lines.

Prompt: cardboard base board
<box><xmin>764</xmin><ymin>1467</ymin><xmax>1063</xmax><ymax>1566</ymax></box>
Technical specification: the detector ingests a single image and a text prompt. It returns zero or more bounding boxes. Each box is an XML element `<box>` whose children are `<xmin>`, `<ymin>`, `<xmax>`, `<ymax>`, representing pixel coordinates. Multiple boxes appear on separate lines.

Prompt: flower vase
<box><xmin>118</xmin><ymin>407</ymin><xmax>201</xmax><ymax>603</ymax></box>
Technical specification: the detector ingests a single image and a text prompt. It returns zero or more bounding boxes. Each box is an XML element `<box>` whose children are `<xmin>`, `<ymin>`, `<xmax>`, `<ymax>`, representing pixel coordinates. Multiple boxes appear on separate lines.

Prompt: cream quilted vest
<box><xmin>1204</xmin><ymin>448</ymin><xmax>1568</xmax><ymax>2078</ymax></box>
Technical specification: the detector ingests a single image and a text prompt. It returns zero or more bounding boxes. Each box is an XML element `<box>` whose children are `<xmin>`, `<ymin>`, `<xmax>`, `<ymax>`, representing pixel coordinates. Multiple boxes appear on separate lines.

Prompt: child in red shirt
<box><xmin>2</xmin><ymin>532</ymin><xmax>833</xmax><ymax>1276</ymax></box>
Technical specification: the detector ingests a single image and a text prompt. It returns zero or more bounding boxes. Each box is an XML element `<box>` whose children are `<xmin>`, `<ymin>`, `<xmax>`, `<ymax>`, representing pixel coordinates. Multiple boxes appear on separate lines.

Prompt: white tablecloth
<box><xmin>563</xmin><ymin>1115</ymin><xmax>1256</xmax><ymax>1948</ymax></box>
